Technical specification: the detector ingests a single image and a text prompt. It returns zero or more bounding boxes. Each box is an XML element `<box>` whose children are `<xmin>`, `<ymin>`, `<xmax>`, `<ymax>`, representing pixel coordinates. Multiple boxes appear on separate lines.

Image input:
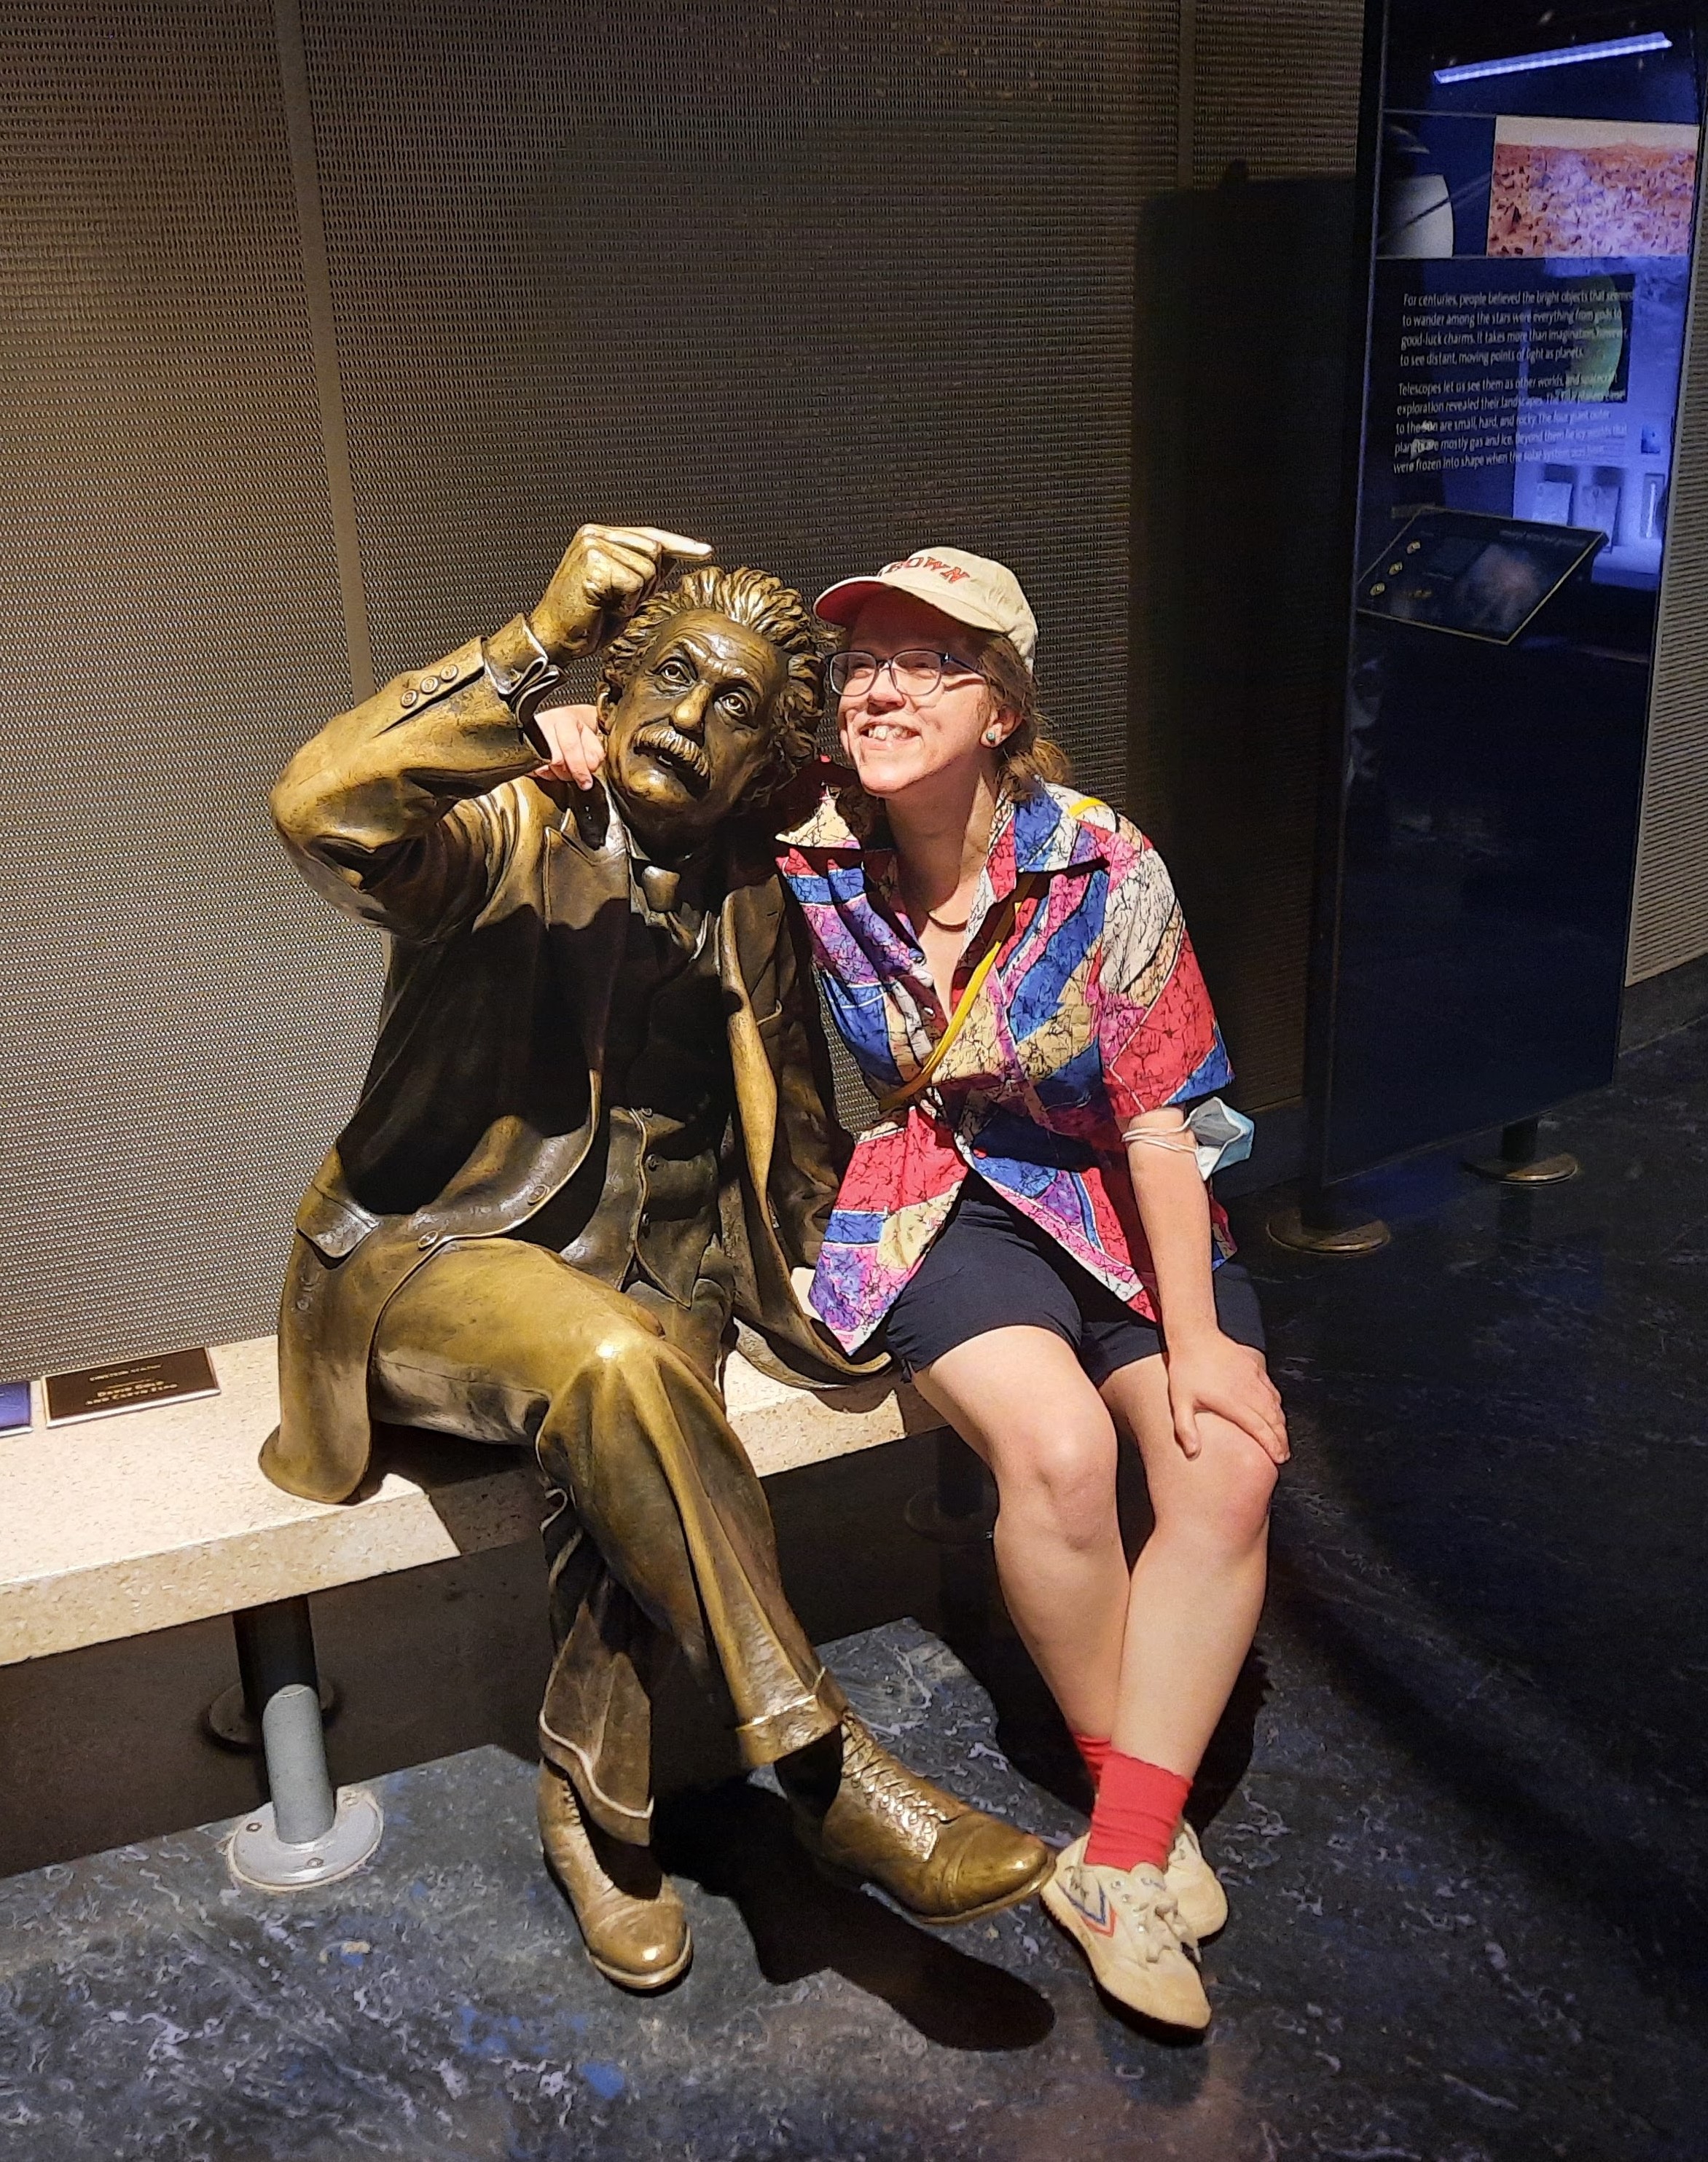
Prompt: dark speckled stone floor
<box><xmin>4</xmin><ymin>1021</ymin><xmax>1708</xmax><ymax>2160</ymax></box>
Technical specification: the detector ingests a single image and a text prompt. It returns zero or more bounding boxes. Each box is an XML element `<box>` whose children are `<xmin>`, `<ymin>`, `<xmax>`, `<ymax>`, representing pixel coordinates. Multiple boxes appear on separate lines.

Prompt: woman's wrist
<box><xmin>1161</xmin><ymin>1313</ymin><xmax>1222</xmax><ymax>1352</ymax></box>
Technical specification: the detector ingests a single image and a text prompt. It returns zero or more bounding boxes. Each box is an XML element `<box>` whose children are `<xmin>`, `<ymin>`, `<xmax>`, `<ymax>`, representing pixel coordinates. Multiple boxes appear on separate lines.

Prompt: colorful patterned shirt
<box><xmin>776</xmin><ymin>777</ymin><xmax>1236</xmax><ymax>1350</ymax></box>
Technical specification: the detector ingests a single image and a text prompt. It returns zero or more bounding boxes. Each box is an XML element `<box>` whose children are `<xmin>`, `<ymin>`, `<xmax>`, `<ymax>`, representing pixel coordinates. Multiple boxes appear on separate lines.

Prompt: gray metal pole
<box><xmin>232</xmin><ymin>1598</ymin><xmax>334</xmax><ymax>1844</ymax></box>
<box><xmin>259</xmin><ymin>1683</ymin><xmax>336</xmax><ymax>1844</ymax></box>
<box><xmin>226</xmin><ymin>1596</ymin><xmax>383</xmax><ymax>1890</ymax></box>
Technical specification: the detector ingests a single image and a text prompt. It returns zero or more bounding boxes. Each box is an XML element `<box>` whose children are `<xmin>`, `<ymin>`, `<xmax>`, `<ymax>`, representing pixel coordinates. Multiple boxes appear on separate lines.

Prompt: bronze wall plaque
<box><xmin>44</xmin><ymin>1348</ymin><xmax>219</xmax><ymax>1427</ymax></box>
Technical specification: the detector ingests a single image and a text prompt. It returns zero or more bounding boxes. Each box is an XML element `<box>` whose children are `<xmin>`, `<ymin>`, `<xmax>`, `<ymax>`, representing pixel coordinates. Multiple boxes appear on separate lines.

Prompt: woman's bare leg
<box><xmin>914</xmin><ymin>1328</ymin><xmax>1277</xmax><ymax>1779</ymax></box>
<box><xmin>912</xmin><ymin>1326</ymin><xmax>1129</xmax><ymax>1740</ymax></box>
<box><xmin>1097</xmin><ymin>1355</ymin><xmax>1277</xmax><ymax>1776</ymax></box>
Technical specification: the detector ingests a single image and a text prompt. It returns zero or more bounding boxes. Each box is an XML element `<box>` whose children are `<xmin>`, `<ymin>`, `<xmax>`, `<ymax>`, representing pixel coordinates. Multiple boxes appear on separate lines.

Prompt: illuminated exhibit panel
<box><xmin>1315</xmin><ymin>0</ymin><xmax>1704</xmax><ymax>1180</ymax></box>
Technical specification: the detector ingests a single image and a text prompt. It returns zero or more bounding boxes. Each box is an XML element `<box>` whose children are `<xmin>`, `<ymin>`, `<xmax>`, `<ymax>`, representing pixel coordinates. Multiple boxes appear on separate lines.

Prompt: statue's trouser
<box><xmin>367</xmin><ymin>1239</ymin><xmax>846</xmax><ymax>1845</ymax></box>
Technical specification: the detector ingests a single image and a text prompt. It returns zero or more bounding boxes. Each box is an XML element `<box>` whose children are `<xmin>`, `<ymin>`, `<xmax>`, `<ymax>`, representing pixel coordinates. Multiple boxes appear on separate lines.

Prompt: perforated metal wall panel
<box><xmin>1</xmin><ymin>0</ymin><xmax>1376</xmax><ymax>1376</ymax></box>
<box><xmin>297</xmin><ymin>0</ymin><xmax>1176</xmax><ymax>816</ymax></box>
<box><xmin>1187</xmin><ymin>0</ymin><xmax>1367</xmax><ymax>187</ymax></box>
<box><xmin>0</xmin><ymin>0</ymin><xmax>382</xmax><ymax>1377</ymax></box>
<box><xmin>1628</xmin><ymin>168</ymin><xmax>1708</xmax><ymax>984</ymax></box>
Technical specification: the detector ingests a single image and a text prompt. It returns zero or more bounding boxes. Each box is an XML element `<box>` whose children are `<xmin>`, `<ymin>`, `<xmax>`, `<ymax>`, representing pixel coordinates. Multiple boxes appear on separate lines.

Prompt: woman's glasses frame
<box><xmin>826</xmin><ymin>648</ymin><xmax>987</xmax><ymax>700</ymax></box>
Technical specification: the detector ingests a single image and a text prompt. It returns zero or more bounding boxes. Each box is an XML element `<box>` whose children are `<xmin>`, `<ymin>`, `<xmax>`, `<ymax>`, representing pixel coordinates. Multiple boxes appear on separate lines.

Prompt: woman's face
<box><xmin>836</xmin><ymin>590</ymin><xmax>1008</xmax><ymax>798</ymax></box>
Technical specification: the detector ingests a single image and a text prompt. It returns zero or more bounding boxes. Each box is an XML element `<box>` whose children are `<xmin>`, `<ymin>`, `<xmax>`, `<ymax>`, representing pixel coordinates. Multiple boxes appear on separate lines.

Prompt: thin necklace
<box><xmin>924</xmin><ymin>907</ymin><xmax>971</xmax><ymax>931</ymax></box>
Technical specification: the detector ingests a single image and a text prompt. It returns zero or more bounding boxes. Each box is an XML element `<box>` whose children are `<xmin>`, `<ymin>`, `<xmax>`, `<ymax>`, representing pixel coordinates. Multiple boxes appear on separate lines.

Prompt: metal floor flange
<box><xmin>222</xmin><ymin>1596</ymin><xmax>383</xmax><ymax>1892</ymax></box>
<box><xmin>228</xmin><ymin>1785</ymin><xmax>384</xmax><ymax>1890</ymax></box>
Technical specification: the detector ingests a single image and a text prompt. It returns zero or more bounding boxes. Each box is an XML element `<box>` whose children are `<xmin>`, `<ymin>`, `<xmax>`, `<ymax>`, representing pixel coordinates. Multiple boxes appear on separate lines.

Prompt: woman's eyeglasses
<box><xmin>826</xmin><ymin>649</ymin><xmax>985</xmax><ymax>700</ymax></box>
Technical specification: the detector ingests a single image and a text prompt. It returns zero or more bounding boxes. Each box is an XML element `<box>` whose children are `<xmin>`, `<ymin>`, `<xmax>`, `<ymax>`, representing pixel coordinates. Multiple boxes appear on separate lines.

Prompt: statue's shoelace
<box><xmin>843</xmin><ymin>1725</ymin><xmax>952</xmax><ymax>1844</ymax></box>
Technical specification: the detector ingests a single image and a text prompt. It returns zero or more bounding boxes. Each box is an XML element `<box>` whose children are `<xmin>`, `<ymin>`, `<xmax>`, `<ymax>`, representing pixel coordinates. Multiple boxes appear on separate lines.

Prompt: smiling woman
<box><xmin>827</xmin><ymin>600</ymin><xmax>1066</xmax><ymax>841</ymax></box>
<box><xmin>774</xmin><ymin>544</ymin><xmax>1285</xmax><ymax>2032</ymax></box>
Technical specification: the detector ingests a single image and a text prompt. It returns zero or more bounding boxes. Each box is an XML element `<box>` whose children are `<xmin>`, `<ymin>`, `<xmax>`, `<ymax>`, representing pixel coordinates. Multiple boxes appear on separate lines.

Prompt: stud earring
<box><xmin>984</xmin><ymin>727</ymin><xmax>1003</xmax><ymax>745</ymax></box>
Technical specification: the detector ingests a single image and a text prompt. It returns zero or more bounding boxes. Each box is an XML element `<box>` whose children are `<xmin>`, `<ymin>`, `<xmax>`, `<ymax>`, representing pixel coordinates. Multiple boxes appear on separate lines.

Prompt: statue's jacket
<box><xmin>263</xmin><ymin>628</ymin><xmax>877</xmax><ymax>1505</ymax></box>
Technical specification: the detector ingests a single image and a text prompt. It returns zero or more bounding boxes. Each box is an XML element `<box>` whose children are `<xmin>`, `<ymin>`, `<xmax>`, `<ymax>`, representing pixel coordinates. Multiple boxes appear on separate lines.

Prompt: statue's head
<box><xmin>593</xmin><ymin>565</ymin><xmax>828</xmax><ymax>855</ymax></box>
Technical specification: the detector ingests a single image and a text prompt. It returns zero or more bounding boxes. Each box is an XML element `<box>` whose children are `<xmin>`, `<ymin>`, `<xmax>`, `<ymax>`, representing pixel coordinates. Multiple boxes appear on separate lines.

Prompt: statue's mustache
<box><xmin>631</xmin><ymin>721</ymin><xmax>712</xmax><ymax>790</ymax></box>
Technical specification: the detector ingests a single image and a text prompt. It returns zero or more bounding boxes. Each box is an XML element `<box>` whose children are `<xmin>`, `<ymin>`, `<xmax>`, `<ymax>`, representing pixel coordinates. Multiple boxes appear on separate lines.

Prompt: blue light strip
<box><xmin>1434</xmin><ymin>31</ymin><xmax>1672</xmax><ymax>84</ymax></box>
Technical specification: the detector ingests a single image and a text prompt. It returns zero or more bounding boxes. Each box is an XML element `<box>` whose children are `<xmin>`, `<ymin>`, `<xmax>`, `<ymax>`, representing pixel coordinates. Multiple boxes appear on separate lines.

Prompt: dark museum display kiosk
<box><xmin>1296</xmin><ymin>0</ymin><xmax>1708</xmax><ymax>1217</ymax></box>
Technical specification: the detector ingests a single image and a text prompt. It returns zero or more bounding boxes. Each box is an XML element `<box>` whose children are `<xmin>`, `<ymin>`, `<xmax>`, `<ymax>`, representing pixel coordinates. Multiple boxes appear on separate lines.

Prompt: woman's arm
<box><xmin>1124</xmin><ymin>1108</ymin><xmax>1289</xmax><ymax>1466</ymax></box>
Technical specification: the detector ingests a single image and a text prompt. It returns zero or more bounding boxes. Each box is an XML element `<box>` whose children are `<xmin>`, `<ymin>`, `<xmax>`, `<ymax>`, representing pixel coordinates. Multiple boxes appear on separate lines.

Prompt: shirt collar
<box><xmin>779</xmin><ymin>777</ymin><xmax>1105</xmax><ymax>890</ymax></box>
<box><xmin>775</xmin><ymin>783</ymin><xmax>866</xmax><ymax>855</ymax></box>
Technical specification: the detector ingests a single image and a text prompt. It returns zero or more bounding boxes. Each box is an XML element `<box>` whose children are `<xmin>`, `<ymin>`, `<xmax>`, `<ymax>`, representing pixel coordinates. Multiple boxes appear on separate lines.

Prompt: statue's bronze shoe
<box><xmin>777</xmin><ymin>1715</ymin><xmax>1054</xmax><ymax>1926</ymax></box>
<box><xmin>536</xmin><ymin>1764</ymin><xmax>691</xmax><ymax>1991</ymax></box>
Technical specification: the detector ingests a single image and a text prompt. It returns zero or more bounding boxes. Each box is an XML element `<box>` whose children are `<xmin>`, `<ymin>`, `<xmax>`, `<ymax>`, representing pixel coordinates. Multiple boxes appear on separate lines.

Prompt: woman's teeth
<box><xmin>862</xmin><ymin>724</ymin><xmax>914</xmax><ymax>743</ymax></box>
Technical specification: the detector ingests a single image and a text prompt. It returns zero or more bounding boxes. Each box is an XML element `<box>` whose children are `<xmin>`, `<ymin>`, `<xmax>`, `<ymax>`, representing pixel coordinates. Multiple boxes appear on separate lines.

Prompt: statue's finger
<box><xmin>627</xmin><ymin>527</ymin><xmax>713</xmax><ymax>562</ymax></box>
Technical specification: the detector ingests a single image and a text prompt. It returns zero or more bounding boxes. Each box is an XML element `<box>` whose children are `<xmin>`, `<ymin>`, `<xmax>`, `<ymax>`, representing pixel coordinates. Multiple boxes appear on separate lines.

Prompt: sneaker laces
<box><xmin>1103</xmin><ymin>1871</ymin><xmax>1194</xmax><ymax>1965</ymax></box>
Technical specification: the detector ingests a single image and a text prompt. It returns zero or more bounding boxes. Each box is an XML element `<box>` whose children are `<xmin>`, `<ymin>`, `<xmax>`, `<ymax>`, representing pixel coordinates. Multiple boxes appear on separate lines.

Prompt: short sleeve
<box><xmin>1096</xmin><ymin>833</ymin><xmax>1232</xmax><ymax>1129</ymax></box>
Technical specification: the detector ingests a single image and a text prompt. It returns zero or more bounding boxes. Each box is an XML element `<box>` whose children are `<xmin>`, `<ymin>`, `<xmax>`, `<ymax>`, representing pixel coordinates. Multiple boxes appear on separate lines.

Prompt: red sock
<box><xmin>1072</xmin><ymin>1732</ymin><xmax>1113</xmax><ymax>1790</ymax></box>
<box><xmin>1084</xmin><ymin>1751</ymin><xmax>1192</xmax><ymax>1872</ymax></box>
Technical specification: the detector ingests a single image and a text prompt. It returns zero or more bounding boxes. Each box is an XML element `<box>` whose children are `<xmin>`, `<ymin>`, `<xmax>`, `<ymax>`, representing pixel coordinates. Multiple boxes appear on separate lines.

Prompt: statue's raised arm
<box><xmin>269</xmin><ymin>523</ymin><xmax>713</xmax><ymax>937</ymax></box>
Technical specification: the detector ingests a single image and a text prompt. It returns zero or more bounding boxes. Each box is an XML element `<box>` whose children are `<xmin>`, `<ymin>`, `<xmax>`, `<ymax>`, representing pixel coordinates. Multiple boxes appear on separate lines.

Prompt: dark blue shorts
<box><xmin>881</xmin><ymin>1175</ymin><xmax>1265</xmax><ymax>1386</ymax></box>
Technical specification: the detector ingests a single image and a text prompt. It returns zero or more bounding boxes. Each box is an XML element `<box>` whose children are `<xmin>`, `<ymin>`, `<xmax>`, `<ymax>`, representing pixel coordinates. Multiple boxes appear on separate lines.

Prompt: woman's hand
<box><xmin>1164</xmin><ymin>1328</ymin><xmax>1289</xmax><ymax>1465</ymax></box>
<box><xmin>532</xmin><ymin>702</ymin><xmax>606</xmax><ymax>790</ymax></box>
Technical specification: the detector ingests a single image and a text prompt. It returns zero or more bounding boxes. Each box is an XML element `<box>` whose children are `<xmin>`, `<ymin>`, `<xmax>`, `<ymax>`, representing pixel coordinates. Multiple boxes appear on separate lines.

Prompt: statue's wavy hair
<box><xmin>596</xmin><ymin>565</ymin><xmax>831</xmax><ymax>800</ymax></box>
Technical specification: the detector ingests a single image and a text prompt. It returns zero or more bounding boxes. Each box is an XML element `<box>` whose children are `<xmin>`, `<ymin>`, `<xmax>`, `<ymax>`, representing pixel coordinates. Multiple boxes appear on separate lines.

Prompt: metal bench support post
<box><xmin>904</xmin><ymin>1427</ymin><xmax>998</xmax><ymax>1545</ymax></box>
<box><xmin>225</xmin><ymin>1596</ymin><xmax>383</xmax><ymax>1890</ymax></box>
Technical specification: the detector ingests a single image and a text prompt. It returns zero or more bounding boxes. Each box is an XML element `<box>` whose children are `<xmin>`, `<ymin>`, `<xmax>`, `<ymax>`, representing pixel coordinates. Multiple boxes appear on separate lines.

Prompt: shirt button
<box><xmin>419</xmin><ymin>671</ymin><xmax>439</xmax><ymax>692</ymax></box>
<box><xmin>399</xmin><ymin>687</ymin><xmax>417</xmax><ymax>708</ymax></box>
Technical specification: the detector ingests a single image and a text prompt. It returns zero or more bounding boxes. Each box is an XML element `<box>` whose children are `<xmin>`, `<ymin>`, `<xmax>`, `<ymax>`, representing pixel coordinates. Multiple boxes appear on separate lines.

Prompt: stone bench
<box><xmin>0</xmin><ymin>1336</ymin><xmax>933</xmax><ymax>1887</ymax></box>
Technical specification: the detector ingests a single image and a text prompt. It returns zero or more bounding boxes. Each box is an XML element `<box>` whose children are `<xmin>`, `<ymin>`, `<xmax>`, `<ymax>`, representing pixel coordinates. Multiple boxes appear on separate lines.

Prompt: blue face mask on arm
<box><xmin>1121</xmin><ymin>1097</ymin><xmax>1254</xmax><ymax>1178</ymax></box>
<box><xmin>1184</xmin><ymin>1097</ymin><xmax>1255</xmax><ymax>1179</ymax></box>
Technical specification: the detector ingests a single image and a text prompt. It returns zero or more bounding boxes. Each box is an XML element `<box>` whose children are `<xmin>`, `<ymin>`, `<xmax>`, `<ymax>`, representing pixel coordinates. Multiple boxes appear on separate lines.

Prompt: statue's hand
<box><xmin>532</xmin><ymin>702</ymin><xmax>605</xmax><ymax>791</ymax></box>
<box><xmin>530</xmin><ymin>523</ymin><xmax>712</xmax><ymax>662</ymax></box>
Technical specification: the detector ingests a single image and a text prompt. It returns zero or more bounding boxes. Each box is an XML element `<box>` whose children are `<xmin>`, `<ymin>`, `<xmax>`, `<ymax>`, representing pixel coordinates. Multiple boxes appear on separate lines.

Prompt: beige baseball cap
<box><xmin>815</xmin><ymin>546</ymin><xmax>1038</xmax><ymax>670</ymax></box>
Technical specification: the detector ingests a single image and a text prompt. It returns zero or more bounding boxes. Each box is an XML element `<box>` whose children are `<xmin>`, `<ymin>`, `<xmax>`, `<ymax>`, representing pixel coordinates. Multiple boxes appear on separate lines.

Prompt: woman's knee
<box><xmin>1159</xmin><ymin>1416</ymin><xmax>1277</xmax><ymax>1551</ymax></box>
<box><xmin>990</xmin><ymin>1419</ymin><xmax>1120</xmax><ymax>1548</ymax></box>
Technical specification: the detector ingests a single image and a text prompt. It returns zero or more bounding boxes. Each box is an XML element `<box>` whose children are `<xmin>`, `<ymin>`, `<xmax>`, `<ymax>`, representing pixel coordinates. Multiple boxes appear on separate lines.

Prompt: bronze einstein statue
<box><xmin>262</xmin><ymin>522</ymin><xmax>1051</xmax><ymax>1988</ymax></box>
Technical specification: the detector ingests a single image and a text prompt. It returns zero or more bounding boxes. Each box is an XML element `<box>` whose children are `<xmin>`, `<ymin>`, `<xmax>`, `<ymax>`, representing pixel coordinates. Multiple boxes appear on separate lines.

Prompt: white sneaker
<box><xmin>1041</xmin><ymin>1836</ymin><xmax>1211</xmax><ymax>2029</ymax></box>
<box><xmin>1166</xmin><ymin>1819</ymin><xmax>1229</xmax><ymax>1941</ymax></box>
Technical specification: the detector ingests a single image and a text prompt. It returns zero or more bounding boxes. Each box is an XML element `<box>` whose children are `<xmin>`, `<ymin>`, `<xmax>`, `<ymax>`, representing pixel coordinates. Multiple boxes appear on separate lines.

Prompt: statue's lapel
<box><xmin>720</xmin><ymin>848</ymin><xmax>785</xmax><ymax>1199</ymax></box>
<box><xmin>545</xmin><ymin>785</ymin><xmax>630</xmax><ymax>1085</ymax></box>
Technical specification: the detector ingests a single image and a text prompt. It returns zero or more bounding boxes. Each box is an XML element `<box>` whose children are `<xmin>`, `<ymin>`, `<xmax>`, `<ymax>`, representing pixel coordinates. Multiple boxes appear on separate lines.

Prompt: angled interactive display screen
<box><xmin>1358</xmin><ymin>506</ymin><xmax>1605</xmax><ymax>640</ymax></box>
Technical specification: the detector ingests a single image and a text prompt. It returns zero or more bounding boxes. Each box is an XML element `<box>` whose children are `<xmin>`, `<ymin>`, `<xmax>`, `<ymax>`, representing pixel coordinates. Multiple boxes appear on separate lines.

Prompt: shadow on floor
<box><xmin>655</xmin><ymin>1781</ymin><xmax>1056</xmax><ymax>2052</ymax></box>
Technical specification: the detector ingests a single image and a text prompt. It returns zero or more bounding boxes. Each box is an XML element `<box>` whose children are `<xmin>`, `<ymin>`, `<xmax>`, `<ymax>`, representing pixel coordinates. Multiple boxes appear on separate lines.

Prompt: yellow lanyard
<box><xmin>877</xmin><ymin>873</ymin><xmax>1045</xmax><ymax>1119</ymax></box>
